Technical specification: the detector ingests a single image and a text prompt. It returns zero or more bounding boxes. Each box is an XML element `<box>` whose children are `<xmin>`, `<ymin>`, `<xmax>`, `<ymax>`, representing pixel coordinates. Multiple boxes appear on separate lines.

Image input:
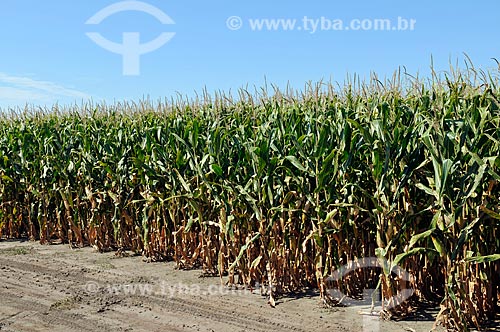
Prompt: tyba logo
<box><xmin>85</xmin><ymin>1</ymin><xmax>175</xmax><ymax>75</ymax></box>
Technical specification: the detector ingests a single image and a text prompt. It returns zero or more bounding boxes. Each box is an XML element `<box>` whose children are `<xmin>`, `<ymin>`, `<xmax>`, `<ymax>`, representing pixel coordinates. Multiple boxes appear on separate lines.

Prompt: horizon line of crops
<box><xmin>1</xmin><ymin>66</ymin><xmax>499</xmax><ymax>330</ymax></box>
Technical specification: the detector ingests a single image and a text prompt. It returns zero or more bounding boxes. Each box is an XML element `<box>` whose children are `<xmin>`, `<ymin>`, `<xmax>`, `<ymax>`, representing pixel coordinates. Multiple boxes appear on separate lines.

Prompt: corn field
<box><xmin>1</xmin><ymin>69</ymin><xmax>499</xmax><ymax>330</ymax></box>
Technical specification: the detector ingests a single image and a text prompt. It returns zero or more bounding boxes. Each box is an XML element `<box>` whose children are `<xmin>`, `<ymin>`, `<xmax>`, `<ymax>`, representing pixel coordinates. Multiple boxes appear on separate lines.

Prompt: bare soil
<box><xmin>0</xmin><ymin>240</ymin><xmax>449</xmax><ymax>332</ymax></box>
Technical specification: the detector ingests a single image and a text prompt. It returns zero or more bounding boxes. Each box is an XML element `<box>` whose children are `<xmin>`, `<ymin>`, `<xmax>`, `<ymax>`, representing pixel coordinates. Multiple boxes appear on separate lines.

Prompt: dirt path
<box><xmin>0</xmin><ymin>240</ymin><xmax>446</xmax><ymax>332</ymax></box>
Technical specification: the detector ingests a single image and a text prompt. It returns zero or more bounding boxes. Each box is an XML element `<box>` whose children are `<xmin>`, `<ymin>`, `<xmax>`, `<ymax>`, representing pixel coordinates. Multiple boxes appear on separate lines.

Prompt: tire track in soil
<box><xmin>0</xmin><ymin>291</ymin><xmax>112</xmax><ymax>332</ymax></box>
<box><xmin>0</xmin><ymin>254</ymin><xmax>318</xmax><ymax>332</ymax></box>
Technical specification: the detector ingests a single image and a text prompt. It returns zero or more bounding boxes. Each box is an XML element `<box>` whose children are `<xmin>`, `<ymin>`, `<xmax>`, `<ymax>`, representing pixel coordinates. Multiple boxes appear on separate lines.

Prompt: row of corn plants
<box><xmin>0</xmin><ymin>69</ymin><xmax>499</xmax><ymax>330</ymax></box>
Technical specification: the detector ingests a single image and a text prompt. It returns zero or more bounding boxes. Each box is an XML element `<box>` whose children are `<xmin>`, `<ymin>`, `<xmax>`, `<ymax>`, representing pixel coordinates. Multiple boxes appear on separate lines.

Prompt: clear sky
<box><xmin>0</xmin><ymin>0</ymin><xmax>499</xmax><ymax>109</ymax></box>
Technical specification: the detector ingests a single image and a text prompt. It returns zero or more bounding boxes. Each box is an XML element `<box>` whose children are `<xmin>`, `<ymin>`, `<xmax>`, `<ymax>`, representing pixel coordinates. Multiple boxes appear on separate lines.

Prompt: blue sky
<box><xmin>0</xmin><ymin>0</ymin><xmax>499</xmax><ymax>109</ymax></box>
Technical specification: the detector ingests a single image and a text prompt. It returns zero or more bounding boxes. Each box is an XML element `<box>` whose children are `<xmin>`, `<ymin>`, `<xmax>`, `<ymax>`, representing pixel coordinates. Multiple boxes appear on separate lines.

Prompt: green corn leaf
<box><xmin>210</xmin><ymin>164</ymin><xmax>223</xmax><ymax>177</ymax></box>
<box><xmin>229</xmin><ymin>233</ymin><xmax>261</xmax><ymax>271</ymax></box>
<box><xmin>465</xmin><ymin>254</ymin><xmax>500</xmax><ymax>264</ymax></box>
<box><xmin>285</xmin><ymin>155</ymin><xmax>308</xmax><ymax>173</ymax></box>
<box><xmin>392</xmin><ymin>247</ymin><xmax>429</xmax><ymax>270</ymax></box>
<box><xmin>431</xmin><ymin>235</ymin><xmax>446</xmax><ymax>258</ymax></box>
<box><xmin>409</xmin><ymin>229</ymin><xmax>434</xmax><ymax>249</ymax></box>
